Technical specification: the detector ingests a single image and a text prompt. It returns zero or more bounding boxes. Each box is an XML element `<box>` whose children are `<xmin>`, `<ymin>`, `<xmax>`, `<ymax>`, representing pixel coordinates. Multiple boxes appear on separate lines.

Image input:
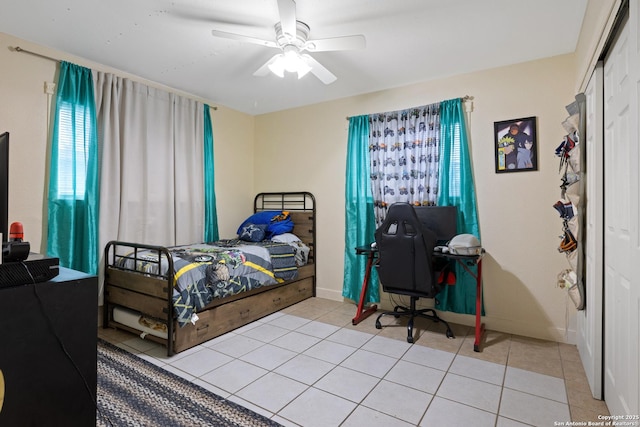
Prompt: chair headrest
<box><xmin>377</xmin><ymin>203</ymin><xmax>422</xmax><ymax>237</ymax></box>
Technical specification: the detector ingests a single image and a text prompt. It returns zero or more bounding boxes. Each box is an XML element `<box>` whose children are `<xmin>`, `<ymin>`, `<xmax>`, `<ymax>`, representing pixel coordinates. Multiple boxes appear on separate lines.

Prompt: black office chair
<box><xmin>374</xmin><ymin>202</ymin><xmax>454</xmax><ymax>343</ymax></box>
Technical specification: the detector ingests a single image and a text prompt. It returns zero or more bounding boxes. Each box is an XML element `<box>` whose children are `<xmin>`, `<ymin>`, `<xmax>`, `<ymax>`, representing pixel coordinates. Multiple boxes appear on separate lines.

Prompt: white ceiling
<box><xmin>1</xmin><ymin>0</ymin><xmax>588</xmax><ymax>115</ymax></box>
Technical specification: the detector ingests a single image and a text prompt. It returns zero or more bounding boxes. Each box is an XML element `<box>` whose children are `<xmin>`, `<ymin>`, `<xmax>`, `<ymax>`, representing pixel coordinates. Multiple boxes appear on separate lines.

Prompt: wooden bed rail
<box><xmin>103</xmin><ymin>240</ymin><xmax>176</xmax><ymax>354</ymax></box>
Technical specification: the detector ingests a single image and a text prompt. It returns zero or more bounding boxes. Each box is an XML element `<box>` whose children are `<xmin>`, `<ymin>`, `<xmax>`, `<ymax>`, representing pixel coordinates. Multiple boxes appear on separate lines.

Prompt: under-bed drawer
<box><xmin>174</xmin><ymin>277</ymin><xmax>314</xmax><ymax>352</ymax></box>
<box><xmin>270</xmin><ymin>276</ymin><xmax>314</xmax><ymax>307</ymax></box>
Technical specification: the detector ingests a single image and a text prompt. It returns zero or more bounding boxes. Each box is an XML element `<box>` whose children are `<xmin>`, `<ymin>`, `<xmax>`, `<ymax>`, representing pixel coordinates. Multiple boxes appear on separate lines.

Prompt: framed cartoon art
<box><xmin>494</xmin><ymin>116</ymin><xmax>538</xmax><ymax>173</ymax></box>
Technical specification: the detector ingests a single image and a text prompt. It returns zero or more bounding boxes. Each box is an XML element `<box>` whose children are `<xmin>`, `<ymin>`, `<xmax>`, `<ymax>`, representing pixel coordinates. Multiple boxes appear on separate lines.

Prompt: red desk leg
<box><xmin>352</xmin><ymin>250</ymin><xmax>378</xmax><ymax>325</ymax></box>
<box><xmin>474</xmin><ymin>259</ymin><xmax>485</xmax><ymax>352</ymax></box>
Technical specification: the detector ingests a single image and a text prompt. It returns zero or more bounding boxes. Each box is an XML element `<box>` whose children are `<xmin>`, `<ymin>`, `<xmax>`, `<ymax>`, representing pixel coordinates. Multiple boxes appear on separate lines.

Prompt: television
<box><xmin>0</xmin><ymin>132</ymin><xmax>8</xmax><ymax>243</ymax></box>
<box><xmin>413</xmin><ymin>205</ymin><xmax>458</xmax><ymax>245</ymax></box>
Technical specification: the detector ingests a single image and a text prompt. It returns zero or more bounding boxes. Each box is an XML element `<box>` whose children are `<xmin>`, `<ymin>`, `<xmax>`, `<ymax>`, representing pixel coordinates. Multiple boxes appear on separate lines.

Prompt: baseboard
<box><xmin>315</xmin><ymin>287</ymin><xmax>343</xmax><ymax>301</ymax></box>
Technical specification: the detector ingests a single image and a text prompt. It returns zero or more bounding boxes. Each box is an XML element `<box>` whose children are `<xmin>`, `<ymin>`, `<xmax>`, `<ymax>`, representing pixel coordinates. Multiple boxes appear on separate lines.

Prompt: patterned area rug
<box><xmin>97</xmin><ymin>339</ymin><xmax>281</xmax><ymax>427</ymax></box>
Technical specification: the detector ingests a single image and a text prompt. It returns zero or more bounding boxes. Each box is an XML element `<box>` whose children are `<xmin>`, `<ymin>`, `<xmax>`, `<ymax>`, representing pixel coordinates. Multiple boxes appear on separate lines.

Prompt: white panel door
<box><xmin>578</xmin><ymin>63</ymin><xmax>604</xmax><ymax>399</ymax></box>
<box><xmin>603</xmin><ymin>8</ymin><xmax>640</xmax><ymax>416</ymax></box>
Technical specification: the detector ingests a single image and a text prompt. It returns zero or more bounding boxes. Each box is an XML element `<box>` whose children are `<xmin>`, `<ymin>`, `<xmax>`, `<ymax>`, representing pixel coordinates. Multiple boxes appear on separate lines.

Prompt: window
<box><xmin>55</xmin><ymin>100</ymin><xmax>92</xmax><ymax>199</ymax></box>
<box><xmin>448</xmin><ymin>122</ymin><xmax>462</xmax><ymax>199</ymax></box>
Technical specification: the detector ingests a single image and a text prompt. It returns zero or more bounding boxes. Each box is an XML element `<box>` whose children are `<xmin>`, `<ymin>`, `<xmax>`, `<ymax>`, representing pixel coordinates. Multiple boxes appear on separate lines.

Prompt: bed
<box><xmin>102</xmin><ymin>192</ymin><xmax>316</xmax><ymax>356</ymax></box>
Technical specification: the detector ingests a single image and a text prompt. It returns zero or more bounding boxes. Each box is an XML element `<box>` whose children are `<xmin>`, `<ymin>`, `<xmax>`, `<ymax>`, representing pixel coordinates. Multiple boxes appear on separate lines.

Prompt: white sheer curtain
<box><xmin>94</xmin><ymin>73</ymin><xmax>205</xmax><ymax>253</ymax></box>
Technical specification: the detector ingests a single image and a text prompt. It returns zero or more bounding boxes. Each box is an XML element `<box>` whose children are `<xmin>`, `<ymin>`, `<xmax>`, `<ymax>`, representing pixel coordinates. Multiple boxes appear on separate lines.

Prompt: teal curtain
<box><xmin>47</xmin><ymin>61</ymin><xmax>99</xmax><ymax>274</ymax></box>
<box><xmin>436</xmin><ymin>98</ymin><xmax>483</xmax><ymax>314</ymax></box>
<box><xmin>203</xmin><ymin>104</ymin><xmax>219</xmax><ymax>242</ymax></box>
<box><xmin>343</xmin><ymin>116</ymin><xmax>379</xmax><ymax>303</ymax></box>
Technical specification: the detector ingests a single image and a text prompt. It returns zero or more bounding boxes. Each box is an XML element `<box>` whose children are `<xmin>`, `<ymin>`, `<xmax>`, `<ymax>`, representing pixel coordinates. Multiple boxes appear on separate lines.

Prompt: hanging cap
<box><xmin>448</xmin><ymin>234</ymin><xmax>482</xmax><ymax>255</ymax></box>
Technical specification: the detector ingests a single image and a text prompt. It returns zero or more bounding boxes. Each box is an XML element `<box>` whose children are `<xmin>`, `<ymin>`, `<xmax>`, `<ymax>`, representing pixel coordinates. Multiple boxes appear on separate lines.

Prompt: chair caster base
<box><xmin>373</xmin><ymin>301</ymin><xmax>454</xmax><ymax>343</ymax></box>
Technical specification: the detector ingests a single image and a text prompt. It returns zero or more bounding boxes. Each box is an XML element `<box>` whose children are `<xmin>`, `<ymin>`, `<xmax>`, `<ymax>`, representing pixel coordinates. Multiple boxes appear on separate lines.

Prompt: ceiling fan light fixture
<box><xmin>267</xmin><ymin>49</ymin><xmax>311</xmax><ymax>79</ymax></box>
<box><xmin>282</xmin><ymin>49</ymin><xmax>301</xmax><ymax>72</ymax></box>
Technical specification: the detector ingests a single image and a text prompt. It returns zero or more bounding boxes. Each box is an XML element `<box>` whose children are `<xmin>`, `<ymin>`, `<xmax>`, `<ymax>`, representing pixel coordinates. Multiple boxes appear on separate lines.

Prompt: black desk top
<box><xmin>355</xmin><ymin>244</ymin><xmax>484</xmax><ymax>263</ymax></box>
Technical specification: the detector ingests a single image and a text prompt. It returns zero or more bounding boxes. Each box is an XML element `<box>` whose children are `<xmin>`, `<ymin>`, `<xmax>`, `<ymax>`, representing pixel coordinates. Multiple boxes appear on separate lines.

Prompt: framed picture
<box><xmin>494</xmin><ymin>116</ymin><xmax>538</xmax><ymax>173</ymax></box>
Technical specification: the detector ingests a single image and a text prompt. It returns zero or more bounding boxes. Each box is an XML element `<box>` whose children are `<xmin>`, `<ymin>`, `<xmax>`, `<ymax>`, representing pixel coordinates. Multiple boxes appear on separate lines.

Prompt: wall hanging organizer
<box><xmin>554</xmin><ymin>94</ymin><xmax>586</xmax><ymax>310</ymax></box>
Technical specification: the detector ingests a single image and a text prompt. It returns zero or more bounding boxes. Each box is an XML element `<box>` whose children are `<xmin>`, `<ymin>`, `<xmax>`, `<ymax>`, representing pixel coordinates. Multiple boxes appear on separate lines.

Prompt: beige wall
<box><xmin>0</xmin><ymin>36</ymin><xmax>53</xmax><ymax>253</ymax></box>
<box><xmin>209</xmin><ymin>106</ymin><xmax>256</xmax><ymax>238</ymax></box>
<box><xmin>256</xmin><ymin>54</ymin><xmax>580</xmax><ymax>342</ymax></box>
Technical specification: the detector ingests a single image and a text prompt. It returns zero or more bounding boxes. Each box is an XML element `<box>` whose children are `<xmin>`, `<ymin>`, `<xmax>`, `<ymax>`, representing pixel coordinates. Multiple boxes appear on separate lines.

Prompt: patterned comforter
<box><xmin>116</xmin><ymin>239</ymin><xmax>300</xmax><ymax>327</ymax></box>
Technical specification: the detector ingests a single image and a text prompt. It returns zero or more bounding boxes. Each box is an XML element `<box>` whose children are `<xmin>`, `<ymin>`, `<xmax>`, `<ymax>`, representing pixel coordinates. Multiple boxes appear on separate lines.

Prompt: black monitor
<box><xmin>413</xmin><ymin>205</ymin><xmax>458</xmax><ymax>244</ymax></box>
<box><xmin>0</xmin><ymin>132</ymin><xmax>8</xmax><ymax>243</ymax></box>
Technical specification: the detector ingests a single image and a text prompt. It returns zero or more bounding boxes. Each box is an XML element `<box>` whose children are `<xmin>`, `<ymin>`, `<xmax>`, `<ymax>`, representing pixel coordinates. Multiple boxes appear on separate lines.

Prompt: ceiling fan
<box><xmin>210</xmin><ymin>0</ymin><xmax>366</xmax><ymax>84</ymax></box>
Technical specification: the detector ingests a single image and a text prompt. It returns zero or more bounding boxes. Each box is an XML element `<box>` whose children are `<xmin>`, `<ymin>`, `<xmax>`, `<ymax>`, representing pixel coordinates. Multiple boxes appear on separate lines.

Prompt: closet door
<box><xmin>578</xmin><ymin>63</ymin><xmax>604</xmax><ymax>400</ymax></box>
<box><xmin>603</xmin><ymin>8</ymin><xmax>640</xmax><ymax>416</ymax></box>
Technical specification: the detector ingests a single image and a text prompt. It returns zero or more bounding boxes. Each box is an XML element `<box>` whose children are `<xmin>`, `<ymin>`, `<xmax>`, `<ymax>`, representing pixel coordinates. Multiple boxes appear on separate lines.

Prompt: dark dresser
<box><xmin>0</xmin><ymin>266</ymin><xmax>97</xmax><ymax>426</ymax></box>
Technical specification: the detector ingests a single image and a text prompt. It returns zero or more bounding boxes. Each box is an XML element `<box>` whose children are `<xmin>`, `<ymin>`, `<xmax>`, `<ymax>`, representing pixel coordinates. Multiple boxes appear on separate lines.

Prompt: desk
<box><xmin>353</xmin><ymin>245</ymin><xmax>485</xmax><ymax>352</ymax></box>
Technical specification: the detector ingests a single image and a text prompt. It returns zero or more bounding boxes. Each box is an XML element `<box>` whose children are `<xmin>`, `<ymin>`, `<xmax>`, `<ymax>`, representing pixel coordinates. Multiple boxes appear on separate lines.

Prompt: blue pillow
<box><xmin>239</xmin><ymin>223</ymin><xmax>267</xmax><ymax>242</ymax></box>
<box><xmin>266</xmin><ymin>218</ymin><xmax>294</xmax><ymax>238</ymax></box>
<box><xmin>236</xmin><ymin>211</ymin><xmax>282</xmax><ymax>235</ymax></box>
<box><xmin>236</xmin><ymin>210</ymin><xmax>294</xmax><ymax>238</ymax></box>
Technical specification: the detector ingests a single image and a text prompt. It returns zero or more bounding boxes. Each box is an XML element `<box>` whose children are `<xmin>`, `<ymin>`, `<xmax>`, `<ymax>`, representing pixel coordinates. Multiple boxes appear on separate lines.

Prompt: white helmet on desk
<box><xmin>448</xmin><ymin>234</ymin><xmax>482</xmax><ymax>255</ymax></box>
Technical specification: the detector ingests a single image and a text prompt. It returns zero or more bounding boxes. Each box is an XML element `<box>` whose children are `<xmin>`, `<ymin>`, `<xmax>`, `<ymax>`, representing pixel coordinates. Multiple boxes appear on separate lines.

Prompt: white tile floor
<box><xmin>100</xmin><ymin>297</ymin><xmax>608</xmax><ymax>427</ymax></box>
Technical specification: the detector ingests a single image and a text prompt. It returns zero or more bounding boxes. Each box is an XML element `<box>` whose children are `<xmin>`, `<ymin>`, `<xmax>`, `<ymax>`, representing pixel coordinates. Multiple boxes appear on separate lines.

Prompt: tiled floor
<box><xmin>99</xmin><ymin>297</ymin><xmax>610</xmax><ymax>427</ymax></box>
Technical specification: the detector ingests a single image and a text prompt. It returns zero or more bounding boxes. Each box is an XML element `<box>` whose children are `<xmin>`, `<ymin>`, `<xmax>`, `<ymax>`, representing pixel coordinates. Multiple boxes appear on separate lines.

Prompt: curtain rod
<box><xmin>345</xmin><ymin>95</ymin><xmax>474</xmax><ymax>120</ymax></box>
<box><xmin>12</xmin><ymin>46</ymin><xmax>218</xmax><ymax>110</ymax></box>
<box><xmin>13</xmin><ymin>46</ymin><xmax>59</xmax><ymax>62</ymax></box>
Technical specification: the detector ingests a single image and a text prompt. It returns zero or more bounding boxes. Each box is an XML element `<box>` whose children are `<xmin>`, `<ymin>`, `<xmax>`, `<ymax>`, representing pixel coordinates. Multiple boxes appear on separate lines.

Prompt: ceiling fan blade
<box><xmin>253</xmin><ymin>54</ymin><xmax>281</xmax><ymax>77</ymax></box>
<box><xmin>301</xmin><ymin>54</ymin><xmax>337</xmax><ymax>85</ymax></box>
<box><xmin>211</xmin><ymin>30</ymin><xmax>278</xmax><ymax>48</ymax></box>
<box><xmin>277</xmin><ymin>0</ymin><xmax>297</xmax><ymax>40</ymax></box>
<box><xmin>304</xmin><ymin>34</ymin><xmax>366</xmax><ymax>52</ymax></box>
